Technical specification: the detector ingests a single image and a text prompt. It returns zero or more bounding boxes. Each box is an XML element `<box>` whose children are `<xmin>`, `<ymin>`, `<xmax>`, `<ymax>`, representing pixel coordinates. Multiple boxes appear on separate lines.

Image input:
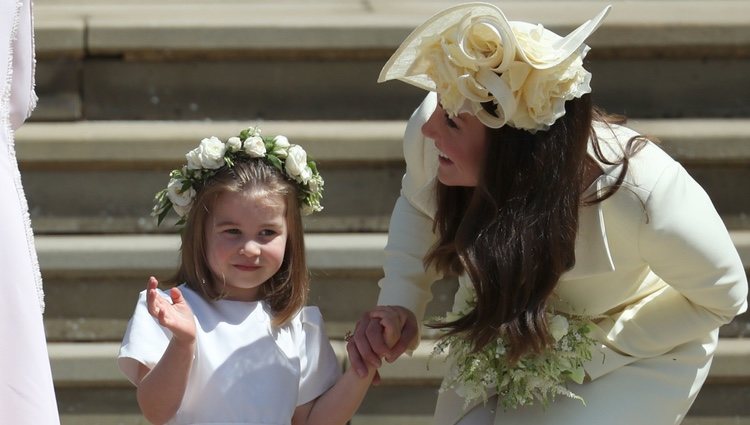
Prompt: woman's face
<box><xmin>421</xmin><ymin>102</ymin><xmax>489</xmax><ymax>187</ymax></box>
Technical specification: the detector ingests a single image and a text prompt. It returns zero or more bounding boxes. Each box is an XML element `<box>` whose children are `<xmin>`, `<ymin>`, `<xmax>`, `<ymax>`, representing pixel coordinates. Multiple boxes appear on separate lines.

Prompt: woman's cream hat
<box><xmin>378</xmin><ymin>3</ymin><xmax>611</xmax><ymax>132</ymax></box>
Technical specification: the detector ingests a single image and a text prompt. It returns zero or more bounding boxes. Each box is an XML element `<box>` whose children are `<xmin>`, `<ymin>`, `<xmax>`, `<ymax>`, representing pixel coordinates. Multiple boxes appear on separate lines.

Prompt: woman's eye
<box><xmin>444</xmin><ymin>112</ymin><xmax>458</xmax><ymax>129</ymax></box>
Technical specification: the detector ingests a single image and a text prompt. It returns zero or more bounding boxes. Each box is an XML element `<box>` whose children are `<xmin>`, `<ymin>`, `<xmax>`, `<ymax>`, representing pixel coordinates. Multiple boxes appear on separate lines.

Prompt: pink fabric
<box><xmin>0</xmin><ymin>0</ymin><xmax>60</xmax><ymax>423</ymax></box>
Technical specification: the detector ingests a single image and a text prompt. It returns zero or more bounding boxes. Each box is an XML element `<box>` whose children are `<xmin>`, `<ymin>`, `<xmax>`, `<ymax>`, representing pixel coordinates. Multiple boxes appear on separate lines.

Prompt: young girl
<box><xmin>119</xmin><ymin>127</ymin><xmax>387</xmax><ymax>425</ymax></box>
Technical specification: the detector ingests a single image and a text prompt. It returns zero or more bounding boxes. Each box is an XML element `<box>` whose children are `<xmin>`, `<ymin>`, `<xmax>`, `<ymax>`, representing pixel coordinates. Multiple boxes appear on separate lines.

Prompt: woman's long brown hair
<box><xmin>426</xmin><ymin>94</ymin><xmax>647</xmax><ymax>362</ymax></box>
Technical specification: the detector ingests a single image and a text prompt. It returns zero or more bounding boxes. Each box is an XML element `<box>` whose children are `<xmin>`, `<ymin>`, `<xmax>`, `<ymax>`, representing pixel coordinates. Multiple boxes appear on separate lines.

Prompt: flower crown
<box><xmin>378</xmin><ymin>3</ymin><xmax>611</xmax><ymax>132</ymax></box>
<box><xmin>152</xmin><ymin>126</ymin><xmax>324</xmax><ymax>226</ymax></box>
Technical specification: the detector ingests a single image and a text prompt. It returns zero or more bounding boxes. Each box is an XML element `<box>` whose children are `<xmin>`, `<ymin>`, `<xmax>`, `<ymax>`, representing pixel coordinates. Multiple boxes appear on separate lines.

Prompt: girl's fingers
<box><xmin>346</xmin><ymin>337</ymin><xmax>369</xmax><ymax>378</ymax></box>
<box><xmin>169</xmin><ymin>287</ymin><xmax>184</xmax><ymax>305</ymax></box>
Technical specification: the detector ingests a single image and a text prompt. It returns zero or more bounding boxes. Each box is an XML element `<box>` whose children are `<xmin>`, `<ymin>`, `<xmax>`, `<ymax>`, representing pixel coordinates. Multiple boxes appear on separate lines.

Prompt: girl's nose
<box><xmin>240</xmin><ymin>240</ymin><xmax>261</xmax><ymax>256</ymax></box>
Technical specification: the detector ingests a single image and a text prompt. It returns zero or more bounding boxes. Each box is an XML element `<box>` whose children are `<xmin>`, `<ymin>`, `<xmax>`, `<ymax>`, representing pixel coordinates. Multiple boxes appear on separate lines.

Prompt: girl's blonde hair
<box><xmin>169</xmin><ymin>159</ymin><xmax>308</xmax><ymax>327</ymax></box>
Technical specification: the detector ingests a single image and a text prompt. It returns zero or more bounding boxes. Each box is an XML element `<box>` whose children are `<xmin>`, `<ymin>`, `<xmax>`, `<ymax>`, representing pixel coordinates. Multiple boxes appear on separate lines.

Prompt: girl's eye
<box><xmin>259</xmin><ymin>229</ymin><xmax>277</xmax><ymax>237</ymax></box>
<box><xmin>223</xmin><ymin>228</ymin><xmax>241</xmax><ymax>235</ymax></box>
<box><xmin>444</xmin><ymin>112</ymin><xmax>458</xmax><ymax>129</ymax></box>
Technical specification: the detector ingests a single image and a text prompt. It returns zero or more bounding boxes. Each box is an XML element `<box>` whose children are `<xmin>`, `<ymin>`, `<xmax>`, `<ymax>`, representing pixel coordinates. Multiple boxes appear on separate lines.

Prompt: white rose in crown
<box><xmin>172</xmin><ymin>202</ymin><xmax>192</xmax><ymax>218</ymax></box>
<box><xmin>226</xmin><ymin>136</ymin><xmax>242</xmax><ymax>152</ymax></box>
<box><xmin>272</xmin><ymin>135</ymin><xmax>290</xmax><ymax>158</ymax></box>
<box><xmin>186</xmin><ymin>136</ymin><xmax>226</xmax><ymax>170</ymax></box>
<box><xmin>166</xmin><ymin>178</ymin><xmax>195</xmax><ymax>217</ymax></box>
<box><xmin>285</xmin><ymin>145</ymin><xmax>313</xmax><ymax>184</ymax></box>
<box><xmin>243</xmin><ymin>136</ymin><xmax>266</xmax><ymax>158</ymax></box>
<box><xmin>548</xmin><ymin>314</ymin><xmax>570</xmax><ymax>342</ymax></box>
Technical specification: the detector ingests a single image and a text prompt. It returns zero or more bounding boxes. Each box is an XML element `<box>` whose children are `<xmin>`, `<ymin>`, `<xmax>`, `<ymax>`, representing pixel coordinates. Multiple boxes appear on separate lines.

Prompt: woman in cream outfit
<box><xmin>1</xmin><ymin>0</ymin><xmax>60</xmax><ymax>423</ymax></box>
<box><xmin>348</xmin><ymin>3</ymin><xmax>748</xmax><ymax>425</ymax></box>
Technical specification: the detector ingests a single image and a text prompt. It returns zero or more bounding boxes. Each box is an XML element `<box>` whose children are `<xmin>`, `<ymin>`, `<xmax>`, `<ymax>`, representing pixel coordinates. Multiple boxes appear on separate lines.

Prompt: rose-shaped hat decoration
<box><xmin>378</xmin><ymin>2</ymin><xmax>611</xmax><ymax>132</ymax></box>
<box><xmin>152</xmin><ymin>126</ymin><xmax>324</xmax><ymax>226</ymax></box>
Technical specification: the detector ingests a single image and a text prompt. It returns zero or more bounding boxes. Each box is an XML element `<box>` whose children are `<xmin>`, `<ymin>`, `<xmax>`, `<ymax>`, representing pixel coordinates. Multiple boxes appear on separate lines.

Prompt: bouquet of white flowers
<box><xmin>432</xmin><ymin>300</ymin><xmax>596</xmax><ymax>410</ymax></box>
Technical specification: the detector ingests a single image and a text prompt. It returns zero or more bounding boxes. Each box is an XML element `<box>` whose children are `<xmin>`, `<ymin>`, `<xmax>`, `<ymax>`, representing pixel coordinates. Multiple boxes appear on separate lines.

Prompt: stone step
<box><xmin>36</xmin><ymin>232</ymin><xmax>750</xmax><ymax>341</ymax></box>
<box><xmin>34</xmin><ymin>1</ymin><xmax>750</xmax><ymax>55</ymax></box>
<box><xmin>49</xmin><ymin>338</ymin><xmax>750</xmax><ymax>424</ymax></box>
<box><xmin>30</xmin><ymin>1</ymin><xmax>750</xmax><ymax>120</ymax></box>
<box><xmin>15</xmin><ymin>119</ymin><xmax>750</xmax><ymax>234</ymax></box>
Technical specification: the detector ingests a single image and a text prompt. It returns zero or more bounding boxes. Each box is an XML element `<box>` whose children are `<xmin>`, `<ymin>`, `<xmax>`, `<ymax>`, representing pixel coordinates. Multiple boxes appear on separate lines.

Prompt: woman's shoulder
<box><xmin>591</xmin><ymin>120</ymin><xmax>680</xmax><ymax>197</ymax></box>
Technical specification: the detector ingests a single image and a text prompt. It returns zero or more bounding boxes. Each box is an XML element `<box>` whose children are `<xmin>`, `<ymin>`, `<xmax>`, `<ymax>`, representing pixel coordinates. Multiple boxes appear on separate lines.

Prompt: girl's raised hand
<box><xmin>145</xmin><ymin>277</ymin><xmax>196</xmax><ymax>344</ymax></box>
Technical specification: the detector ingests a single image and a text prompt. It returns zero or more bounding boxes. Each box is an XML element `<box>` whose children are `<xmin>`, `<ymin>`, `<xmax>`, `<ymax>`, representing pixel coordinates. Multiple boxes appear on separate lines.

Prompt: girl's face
<box><xmin>205</xmin><ymin>190</ymin><xmax>288</xmax><ymax>301</ymax></box>
<box><xmin>421</xmin><ymin>102</ymin><xmax>489</xmax><ymax>187</ymax></box>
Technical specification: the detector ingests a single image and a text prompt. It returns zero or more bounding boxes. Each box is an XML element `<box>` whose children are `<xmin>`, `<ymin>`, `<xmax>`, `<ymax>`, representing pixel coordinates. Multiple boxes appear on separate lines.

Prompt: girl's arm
<box><xmin>291</xmin><ymin>367</ymin><xmax>377</xmax><ymax>425</ymax></box>
<box><xmin>135</xmin><ymin>278</ymin><xmax>197</xmax><ymax>425</ymax></box>
<box><xmin>293</xmin><ymin>310</ymin><xmax>402</xmax><ymax>425</ymax></box>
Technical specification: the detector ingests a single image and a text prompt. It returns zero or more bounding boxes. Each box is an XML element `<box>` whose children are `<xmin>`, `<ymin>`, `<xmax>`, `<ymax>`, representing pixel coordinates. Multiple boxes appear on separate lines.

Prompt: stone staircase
<box><xmin>20</xmin><ymin>0</ymin><xmax>750</xmax><ymax>423</ymax></box>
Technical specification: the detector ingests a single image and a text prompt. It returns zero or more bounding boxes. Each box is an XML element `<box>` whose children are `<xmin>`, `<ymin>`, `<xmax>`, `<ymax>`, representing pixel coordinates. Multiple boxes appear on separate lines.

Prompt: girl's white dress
<box><xmin>119</xmin><ymin>284</ymin><xmax>341</xmax><ymax>425</ymax></box>
<box><xmin>377</xmin><ymin>93</ymin><xmax>748</xmax><ymax>425</ymax></box>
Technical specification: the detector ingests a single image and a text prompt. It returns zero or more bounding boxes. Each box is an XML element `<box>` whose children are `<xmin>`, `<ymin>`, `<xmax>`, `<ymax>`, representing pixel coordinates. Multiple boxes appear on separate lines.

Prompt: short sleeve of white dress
<box><xmin>118</xmin><ymin>289</ymin><xmax>173</xmax><ymax>385</ymax></box>
<box><xmin>296</xmin><ymin>307</ymin><xmax>341</xmax><ymax>406</ymax></box>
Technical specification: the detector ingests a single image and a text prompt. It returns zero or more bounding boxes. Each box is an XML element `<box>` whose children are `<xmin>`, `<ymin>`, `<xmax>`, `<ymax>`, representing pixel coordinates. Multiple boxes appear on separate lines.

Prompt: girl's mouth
<box><xmin>234</xmin><ymin>264</ymin><xmax>261</xmax><ymax>271</ymax></box>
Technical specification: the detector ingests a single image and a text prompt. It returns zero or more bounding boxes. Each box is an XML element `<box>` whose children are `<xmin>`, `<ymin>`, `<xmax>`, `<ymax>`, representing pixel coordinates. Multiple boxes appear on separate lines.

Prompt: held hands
<box><xmin>146</xmin><ymin>277</ymin><xmax>196</xmax><ymax>345</ymax></box>
<box><xmin>346</xmin><ymin>305</ymin><xmax>418</xmax><ymax>379</ymax></box>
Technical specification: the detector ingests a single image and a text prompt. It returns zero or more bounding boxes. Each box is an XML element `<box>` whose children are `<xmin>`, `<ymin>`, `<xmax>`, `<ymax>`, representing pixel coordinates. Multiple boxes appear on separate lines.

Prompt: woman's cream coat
<box><xmin>376</xmin><ymin>93</ymin><xmax>747</xmax><ymax>424</ymax></box>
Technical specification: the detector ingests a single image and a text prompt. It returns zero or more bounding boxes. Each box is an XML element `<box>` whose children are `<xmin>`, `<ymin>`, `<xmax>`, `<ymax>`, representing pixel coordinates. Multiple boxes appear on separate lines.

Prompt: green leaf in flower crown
<box><xmin>308</xmin><ymin>160</ymin><xmax>318</xmax><ymax>173</ymax></box>
<box><xmin>180</xmin><ymin>180</ymin><xmax>192</xmax><ymax>192</ymax></box>
<box><xmin>266</xmin><ymin>154</ymin><xmax>283</xmax><ymax>172</ymax></box>
<box><xmin>157</xmin><ymin>200</ymin><xmax>172</xmax><ymax>226</ymax></box>
<box><xmin>239</xmin><ymin>129</ymin><xmax>250</xmax><ymax>140</ymax></box>
<box><xmin>225</xmin><ymin>156</ymin><xmax>234</xmax><ymax>168</ymax></box>
<box><xmin>154</xmin><ymin>189</ymin><xmax>167</xmax><ymax>202</ymax></box>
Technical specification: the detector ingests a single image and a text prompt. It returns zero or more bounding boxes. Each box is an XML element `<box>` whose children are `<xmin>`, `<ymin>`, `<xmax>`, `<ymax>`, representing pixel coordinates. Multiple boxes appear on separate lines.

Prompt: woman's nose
<box><xmin>421</xmin><ymin>107</ymin><xmax>441</xmax><ymax>139</ymax></box>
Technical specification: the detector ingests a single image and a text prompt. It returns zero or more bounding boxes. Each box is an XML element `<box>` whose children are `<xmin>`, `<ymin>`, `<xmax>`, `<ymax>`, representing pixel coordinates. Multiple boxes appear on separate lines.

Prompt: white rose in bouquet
<box><xmin>548</xmin><ymin>314</ymin><xmax>570</xmax><ymax>342</ymax></box>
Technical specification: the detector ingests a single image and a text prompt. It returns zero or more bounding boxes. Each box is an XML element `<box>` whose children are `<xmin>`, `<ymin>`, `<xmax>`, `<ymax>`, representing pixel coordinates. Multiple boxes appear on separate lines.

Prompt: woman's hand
<box><xmin>146</xmin><ymin>276</ymin><xmax>196</xmax><ymax>344</ymax></box>
<box><xmin>346</xmin><ymin>305</ymin><xmax>418</xmax><ymax>378</ymax></box>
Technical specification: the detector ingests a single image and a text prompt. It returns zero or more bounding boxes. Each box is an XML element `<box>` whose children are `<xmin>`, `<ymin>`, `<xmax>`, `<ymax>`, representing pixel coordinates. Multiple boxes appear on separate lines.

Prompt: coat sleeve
<box><xmin>595</xmin><ymin>161</ymin><xmax>748</xmax><ymax>359</ymax></box>
<box><xmin>376</xmin><ymin>92</ymin><xmax>443</xmax><ymax>324</ymax></box>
